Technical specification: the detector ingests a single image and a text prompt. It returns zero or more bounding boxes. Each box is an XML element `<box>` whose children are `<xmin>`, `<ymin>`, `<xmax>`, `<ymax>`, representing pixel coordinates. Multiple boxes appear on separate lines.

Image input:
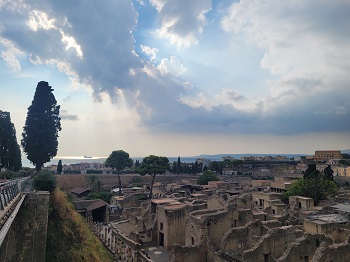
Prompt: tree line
<box><xmin>0</xmin><ymin>111</ymin><xmax>22</xmax><ymax>171</ymax></box>
<box><xmin>1</xmin><ymin>81</ymin><xmax>61</xmax><ymax>174</ymax></box>
<box><xmin>1</xmin><ymin>80</ymin><xmax>221</xmax><ymax>197</ymax></box>
<box><xmin>282</xmin><ymin>164</ymin><xmax>337</xmax><ymax>204</ymax></box>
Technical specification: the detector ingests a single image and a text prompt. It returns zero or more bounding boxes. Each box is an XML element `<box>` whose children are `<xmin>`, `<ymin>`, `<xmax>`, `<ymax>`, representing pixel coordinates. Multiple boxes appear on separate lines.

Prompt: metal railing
<box><xmin>0</xmin><ymin>177</ymin><xmax>33</xmax><ymax>246</ymax></box>
<box><xmin>0</xmin><ymin>177</ymin><xmax>32</xmax><ymax>210</ymax></box>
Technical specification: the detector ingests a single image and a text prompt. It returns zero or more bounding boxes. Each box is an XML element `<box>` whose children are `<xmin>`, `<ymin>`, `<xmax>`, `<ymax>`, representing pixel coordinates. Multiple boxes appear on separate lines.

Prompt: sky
<box><xmin>1</xmin><ymin>0</ymin><xmax>350</xmax><ymax>163</ymax></box>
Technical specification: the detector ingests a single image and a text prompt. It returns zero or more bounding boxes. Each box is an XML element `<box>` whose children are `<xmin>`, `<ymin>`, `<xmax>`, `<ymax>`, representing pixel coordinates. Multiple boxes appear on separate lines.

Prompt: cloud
<box><xmin>0</xmin><ymin>37</ymin><xmax>22</xmax><ymax>71</ymax></box>
<box><xmin>180</xmin><ymin>89</ymin><xmax>248</xmax><ymax>111</ymax></box>
<box><xmin>0</xmin><ymin>50</ymin><xmax>21</xmax><ymax>71</ymax></box>
<box><xmin>140</xmin><ymin>45</ymin><xmax>158</xmax><ymax>61</ymax></box>
<box><xmin>214</xmin><ymin>0</ymin><xmax>350</xmax><ymax>130</ymax></box>
<box><xmin>150</xmin><ymin>0</ymin><xmax>211</xmax><ymax>48</ymax></box>
<box><xmin>62</xmin><ymin>96</ymin><xmax>71</xmax><ymax>103</ymax></box>
<box><xmin>1</xmin><ymin>0</ymin><xmax>350</xmax><ymax>137</ymax></box>
<box><xmin>0</xmin><ymin>0</ymin><xmax>139</xmax><ymax>100</ymax></box>
<box><xmin>157</xmin><ymin>56</ymin><xmax>186</xmax><ymax>76</ymax></box>
<box><xmin>221</xmin><ymin>0</ymin><xmax>350</xmax><ymax>100</ymax></box>
<box><xmin>60</xmin><ymin>110</ymin><xmax>79</xmax><ymax>121</ymax></box>
<box><xmin>27</xmin><ymin>9</ymin><xmax>56</xmax><ymax>31</ymax></box>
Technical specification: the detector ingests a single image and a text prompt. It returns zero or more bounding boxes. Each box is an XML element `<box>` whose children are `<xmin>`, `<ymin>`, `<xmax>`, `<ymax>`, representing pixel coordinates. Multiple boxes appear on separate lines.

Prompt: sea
<box><xmin>21</xmin><ymin>153</ymin><xmax>308</xmax><ymax>168</ymax></box>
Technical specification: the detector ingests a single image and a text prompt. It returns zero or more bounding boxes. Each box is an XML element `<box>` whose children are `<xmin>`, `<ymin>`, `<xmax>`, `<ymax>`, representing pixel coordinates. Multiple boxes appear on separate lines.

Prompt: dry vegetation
<box><xmin>46</xmin><ymin>189</ymin><xmax>114</xmax><ymax>262</ymax></box>
<box><xmin>56</xmin><ymin>174</ymin><xmax>88</xmax><ymax>191</ymax></box>
<box><xmin>56</xmin><ymin>173</ymin><xmax>197</xmax><ymax>191</ymax></box>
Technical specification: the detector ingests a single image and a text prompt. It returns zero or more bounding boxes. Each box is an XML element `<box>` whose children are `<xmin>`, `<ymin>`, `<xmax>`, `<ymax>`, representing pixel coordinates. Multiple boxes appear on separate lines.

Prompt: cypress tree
<box><xmin>177</xmin><ymin>156</ymin><xmax>182</xmax><ymax>174</ymax></box>
<box><xmin>22</xmin><ymin>81</ymin><xmax>61</xmax><ymax>171</ymax></box>
<box><xmin>57</xmin><ymin>160</ymin><xmax>63</xmax><ymax>174</ymax></box>
<box><xmin>0</xmin><ymin>111</ymin><xmax>22</xmax><ymax>171</ymax></box>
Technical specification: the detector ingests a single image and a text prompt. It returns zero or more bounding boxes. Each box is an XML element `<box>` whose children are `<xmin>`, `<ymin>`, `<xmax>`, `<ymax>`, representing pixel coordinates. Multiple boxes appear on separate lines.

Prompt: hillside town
<box><xmin>59</xmin><ymin>150</ymin><xmax>350</xmax><ymax>261</ymax></box>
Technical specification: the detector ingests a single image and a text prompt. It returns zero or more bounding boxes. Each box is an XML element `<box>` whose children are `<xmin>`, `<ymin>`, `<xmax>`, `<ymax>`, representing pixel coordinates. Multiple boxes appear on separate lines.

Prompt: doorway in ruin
<box><xmin>159</xmin><ymin>232</ymin><xmax>164</xmax><ymax>246</ymax></box>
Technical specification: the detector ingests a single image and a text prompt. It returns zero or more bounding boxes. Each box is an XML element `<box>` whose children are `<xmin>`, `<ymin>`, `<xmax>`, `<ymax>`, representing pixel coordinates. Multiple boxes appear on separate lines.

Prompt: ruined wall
<box><xmin>158</xmin><ymin>205</ymin><xmax>189</xmax><ymax>250</ymax></box>
<box><xmin>289</xmin><ymin>196</ymin><xmax>313</xmax><ymax>210</ymax></box>
<box><xmin>312</xmin><ymin>240</ymin><xmax>350</xmax><ymax>262</ymax></box>
<box><xmin>279</xmin><ymin>234</ymin><xmax>333</xmax><ymax>262</ymax></box>
<box><xmin>227</xmin><ymin>194</ymin><xmax>252</xmax><ymax>209</ymax></box>
<box><xmin>206</xmin><ymin>194</ymin><xmax>225</xmax><ymax>210</ymax></box>
<box><xmin>169</xmin><ymin>244</ymin><xmax>206</xmax><ymax>262</ymax></box>
<box><xmin>330</xmin><ymin>228</ymin><xmax>350</xmax><ymax>244</ymax></box>
<box><xmin>184</xmin><ymin>216</ymin><xmax>207</xmax><ymax>247</ymax></box>
<box><xmin>304</xmin><ymin>219</ymin><xmax>350</xmax><ymax>237</ymax></box>
<box><xmin>206</xmin><ymin>209</ymin><xmax>239</xmax><ymax>250</ymax></box>
<box><xmin>0</xmin><ymin>192</ymin><xmax>50</xmax><ymax>262</ymax></box>
<box><xmin>220</xmin><ymin>224</ymin><xmax>252</xmax><ymax>252</ymax></box>
<box><xmin>190</xmin><ymin>206</ymin><xmax>254</xmax><ymax>252</ymax></box>
<box><xmin>243</xmin><ymin>226</ymin><xmax>304</xmax><ymax>262</ymax></box>
<box><xmin>253</xmin><ymin>192</ymin><xmax>282</xmax><ymax>210</ymax></box>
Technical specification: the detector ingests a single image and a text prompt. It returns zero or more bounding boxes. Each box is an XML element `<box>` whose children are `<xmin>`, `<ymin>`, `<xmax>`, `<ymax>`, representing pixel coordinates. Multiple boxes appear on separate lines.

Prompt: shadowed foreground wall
<box><xmin>0</xmin><ymin>192</ymin><xmax>50</xmax><ymax>262</ymax></box>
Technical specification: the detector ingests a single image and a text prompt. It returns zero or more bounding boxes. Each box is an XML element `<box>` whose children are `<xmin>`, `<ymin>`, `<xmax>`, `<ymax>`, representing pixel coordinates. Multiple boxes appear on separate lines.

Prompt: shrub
<box><xmin>63</xmin><ymin>169</ymin><xmax>81</xmax><ymax>174</ymax></box>
<box><xmin>130</xmin><ymin>176</ymin><xmax>144</xmax><ymax>187</ymax></box>
<box><xmin>197</xmin><ymin>170</ymin><xmax>219</xmax><ymax>185</ymax></box>
<box><xmin>0</xmin><ymin>170</ymin><xmax>30</xmax><ymax>180</ymax></box>
<box><xmin>85</xmin><ymin>192</ymin><xmax>113</xmax><ymax>203</ymax></box>
<box><xmin>86</xmin><ymin>169</ymin><xmax>103</xmax><ymax>174</ymax></box>
<box><xmin>33</xmin><ymin>170</ymin><xmax>57</xmax><ymax>192</ymax></box>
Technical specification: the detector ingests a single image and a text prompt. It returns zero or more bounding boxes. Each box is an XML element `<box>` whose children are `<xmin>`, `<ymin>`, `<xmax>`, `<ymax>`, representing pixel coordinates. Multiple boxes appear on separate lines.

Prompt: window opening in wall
<box><xmin>272</xmin><ymin>209</ymin><xmax>275</xmax><ymax>215</ymax></box>
<box><xmin>191</xmin><ymin>237</ymin><xmax>195</xmax><ymax>245</ymax></box>
<box><xmin>304</xmin><ymin>256</ymin><xmax>309</xmax><ymax>262</ymax></box>
<box><xmin>160</xmin><ymin>222</ymin><xmax>163</xmax><ymax>230</ymax></box>
<box><xmin>299</xmin><ymin>202</ymin><xmax>302</xmax><ymax>209</ymax></box>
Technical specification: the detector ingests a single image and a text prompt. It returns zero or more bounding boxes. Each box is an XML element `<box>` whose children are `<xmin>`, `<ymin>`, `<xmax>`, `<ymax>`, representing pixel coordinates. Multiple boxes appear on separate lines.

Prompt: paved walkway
<box><xmin>145</xmin><ymin>246</ymin><xmax>169</xmax><ymax>262</ymax></box>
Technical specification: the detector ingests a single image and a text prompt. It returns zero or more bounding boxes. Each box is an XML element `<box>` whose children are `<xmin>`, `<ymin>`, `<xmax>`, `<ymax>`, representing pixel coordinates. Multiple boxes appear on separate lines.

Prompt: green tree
<box><xmin>172</xmin><ymin>161</ymin><xmax>177</xmax><ymax>173</ymax></box>
<box><xmin>324</xmin><ymin>165</ymin><xmax>334</xmax><ymax>181</ymax></box>
<box><xmin>219</xmin><ymin>161</ymin><xmax>223</xmax><ymax>175</ymax></box>
<box><xmin>138</xmin><ymin>155</ymin><xmax>169</xmax><ymax>199</ymax></box>
<box><xmin>197</xmin><ymin>170</ymin><xmax>219</xmax><ymax>185</ymax></box>
<box><xmin>130</xmin><ymin>176</ymin><xmax>144</xmax><ymax>187</ymax></box>
<box><xmin>177</xmin><ymin>156</ymin><xmax>182</xmax><ymax>174</ymax></box>
<box><xmin>33</xmin><ymin>170</ymin><xmax>57</xmax><ymax>192</ymax></box>
<box><xmin>0</xmin><ymin>111</ymin><xmax>22</xmax><ymax>171</ymax></box>
<box><xmin>303</xmin><ymin>164</ymin><xmax>317</xmax><ymax>179</ymax></box>
<box><xmin>282</xmin><ymin>175</ymin><xmax>337</xmax><ymax>204</ymax></box>
<box><xmin>210</xmin><ymin>161</ymin><xmax>220</xmax><ymax>172</ymax></box>
<box><xmin>86</xmin><ymin>192</ymin><xmax>113</xmax><ymax>203</ymax></box>
<box><xmin>86</xmin><ymin>175</ymin><xmax>97</xmax><ymax>188</ymax></box>
<box><xmin>95</xmin><ymin>179</ymin><xmax>102</xmax><ymax>193</ymax></box>
<box><xmin>339</xmin><ymin>160</ymin><xmax>350</xmax><ymax>166</ymax></box>
<box><xmin>22</xmin><ymin>81</ymin><xmax>61</xmax><ymax>171</ymax></box>
<box><xmin>57</xmin><ymin>160</ymin><xmax>62</xmax><ymax>174</ymax></box>
<box><xmin>105</xmin><ymin>150</ymin><xmax>133</xmax><ymax>196</ymax></box>
<box><xmin>192</xmin><ymin>161</ymin><xmax>202</xmax><ymax>174</ymax></box>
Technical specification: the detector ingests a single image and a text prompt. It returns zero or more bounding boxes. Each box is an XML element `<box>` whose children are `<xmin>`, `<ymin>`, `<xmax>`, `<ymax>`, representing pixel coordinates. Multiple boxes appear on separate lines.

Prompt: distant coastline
<box><xmin>21</xmin><ymin>153</ymin><xmax>311</xmax><ymax>168</ymax></box>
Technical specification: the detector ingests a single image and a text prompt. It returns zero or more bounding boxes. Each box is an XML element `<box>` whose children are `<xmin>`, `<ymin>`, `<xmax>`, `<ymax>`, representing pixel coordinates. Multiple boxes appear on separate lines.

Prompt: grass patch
<box><xmin>46</xmin><ymin>189</ymin><xmax>114</xmax><ymax>262</ymax></box>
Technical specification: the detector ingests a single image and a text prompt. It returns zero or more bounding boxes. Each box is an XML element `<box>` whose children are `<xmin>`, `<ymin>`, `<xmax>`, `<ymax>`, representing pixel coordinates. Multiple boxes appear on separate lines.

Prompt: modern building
<box><xmin>314</xmin><ymin>150</ymin><xmax>343</xmax><ymax>161</ymax></box>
